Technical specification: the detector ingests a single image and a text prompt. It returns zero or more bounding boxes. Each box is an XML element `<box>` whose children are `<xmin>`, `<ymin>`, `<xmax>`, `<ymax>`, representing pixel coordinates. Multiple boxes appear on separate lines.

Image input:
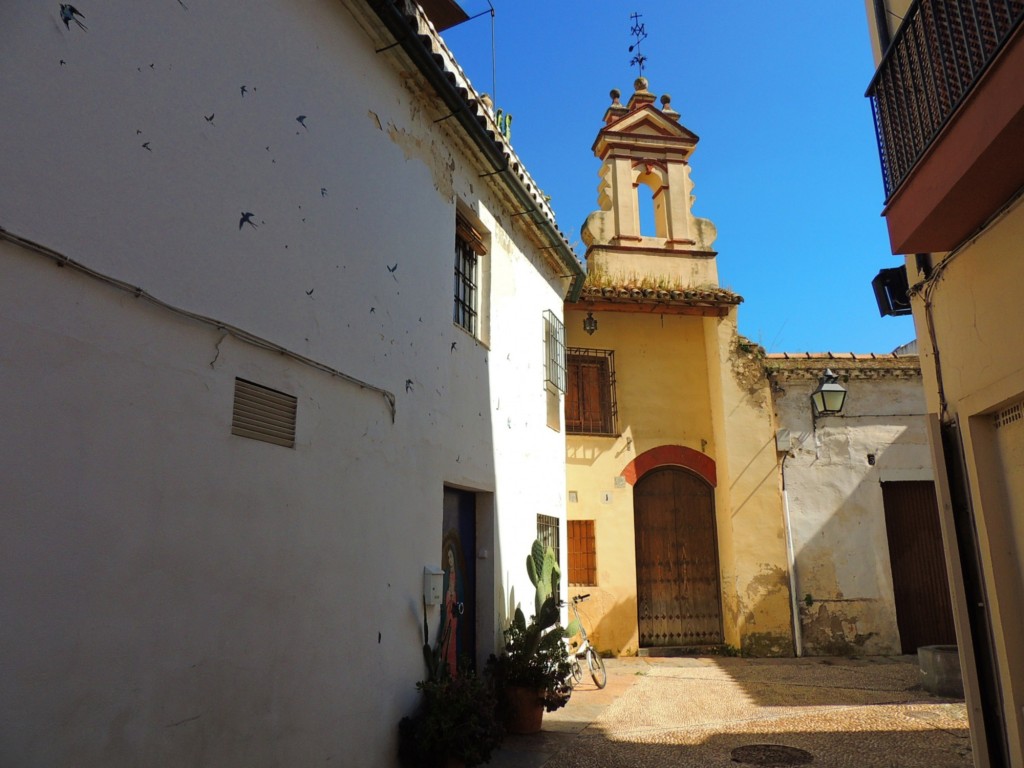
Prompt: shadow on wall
<box><xmin>726</xmin><ymin>434</ymin><xmax>780</xmax><ymax>520</ymax></box>
<box><xmin>585</xmin><ymin>596</ymin><xmax>639</xmax><ymax>657</ymax></box>
<box><xmin>566</xmin><ymin>441</ymin><xmax>616</xmax><ymax>466</ymax></box>
<box><xmin>787</xmin><ymin>474</ymin><xmax>895</xmax><ymax>657</ymax></box>
<box><xmin>787</xmin><ymin>455</ymin><xmax>945</xmax><ymax>657</ymax></box>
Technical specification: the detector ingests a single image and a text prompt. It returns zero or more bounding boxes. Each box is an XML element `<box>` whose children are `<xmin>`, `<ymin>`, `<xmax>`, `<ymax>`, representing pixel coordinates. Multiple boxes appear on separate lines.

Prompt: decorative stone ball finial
<box><xmin>626</xmin><ymin>77</ymin><xmax>656</xmax><ymax>111</ymax></box>
<box><xmin>660</xmin><ymin>93</ymin><xmax>680</xmax><ymax>121</ymax></box>
<box><xmin>604</xmin><ymin>87</ymin><xmax>630</xmax><ymax>124</ymax></box>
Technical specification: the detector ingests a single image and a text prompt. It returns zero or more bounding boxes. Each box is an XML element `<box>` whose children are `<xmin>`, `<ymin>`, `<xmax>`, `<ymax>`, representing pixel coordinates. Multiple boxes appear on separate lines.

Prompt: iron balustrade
<box><xmin>866</xmin><ymin>0</ymin><xmax>1024</xmax><ymax>200</ymax></box>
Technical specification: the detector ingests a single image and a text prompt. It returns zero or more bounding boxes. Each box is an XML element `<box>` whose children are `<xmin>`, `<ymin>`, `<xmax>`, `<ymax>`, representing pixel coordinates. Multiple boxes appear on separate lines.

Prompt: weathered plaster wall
<box><xmin>705</xmin><ymin>318</ymin><xmax>792</xmax><ymax>656</ymax></box>
<box><xmin>0</xmin><ymin>1</ymin><xmax>569</xmax><ymax>765</ymax></box>
<box><xmin>771</xmin><ymin>359</ymin><xmax>934</xmax><ymax>656</ymax></box>
<box><xmin>906</xmin><ymin>200</ymin><xmax>1024</xmax><ymax>756</ymax></box>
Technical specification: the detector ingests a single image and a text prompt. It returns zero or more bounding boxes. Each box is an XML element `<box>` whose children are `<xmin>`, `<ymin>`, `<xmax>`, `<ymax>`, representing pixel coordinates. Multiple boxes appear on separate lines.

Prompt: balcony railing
<box><xmin>867</xmin><ymin>0</ymin><xmax>1024</xmax><ymax>200</ymax></box>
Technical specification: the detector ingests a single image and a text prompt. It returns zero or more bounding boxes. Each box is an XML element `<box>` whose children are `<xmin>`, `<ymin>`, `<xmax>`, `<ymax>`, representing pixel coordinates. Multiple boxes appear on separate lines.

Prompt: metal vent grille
<box><xmin>231</xmin><ymin>378</ymin><xmax>297</xmax><ymax>447</ymax></box>
<box><xmin>995</xmin><ymin>401</ymin><xmax>1023</xmax><ymax>429</ymax></box>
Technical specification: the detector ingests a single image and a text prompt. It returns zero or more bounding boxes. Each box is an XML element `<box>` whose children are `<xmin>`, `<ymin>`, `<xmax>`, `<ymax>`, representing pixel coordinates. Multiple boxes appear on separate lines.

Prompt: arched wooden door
<box><xmin>634</xmin><ymin>467</ymin><xmax>723</xmax><ymax>647</ymax></box>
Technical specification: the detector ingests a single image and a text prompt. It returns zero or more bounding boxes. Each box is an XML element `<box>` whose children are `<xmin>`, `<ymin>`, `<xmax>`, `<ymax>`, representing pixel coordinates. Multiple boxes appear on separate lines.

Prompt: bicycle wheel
<box><xmin>570</xmin><ymin>656</ymin><xmax>584</xmax><ymax>686</ymax></box>
<box><xmin>586</xmin><ymin>648</ymin><xmax>607</xmax><ymax>689</ymax></box>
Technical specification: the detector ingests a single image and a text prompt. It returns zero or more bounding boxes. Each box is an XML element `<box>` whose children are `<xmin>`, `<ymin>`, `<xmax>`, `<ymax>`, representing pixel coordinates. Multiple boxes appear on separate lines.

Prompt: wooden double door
<box><xmin>634</xmin><ymin>467</ymin><xmax>723</xmax><ymax>648</ymax></box>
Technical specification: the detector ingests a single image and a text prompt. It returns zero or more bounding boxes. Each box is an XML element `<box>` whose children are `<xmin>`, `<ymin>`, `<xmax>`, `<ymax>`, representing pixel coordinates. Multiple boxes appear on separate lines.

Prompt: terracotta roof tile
<box><xmin>579</xmin><ymin>283</ymin><xmax>743</xmax><ymax>307</ymax></box>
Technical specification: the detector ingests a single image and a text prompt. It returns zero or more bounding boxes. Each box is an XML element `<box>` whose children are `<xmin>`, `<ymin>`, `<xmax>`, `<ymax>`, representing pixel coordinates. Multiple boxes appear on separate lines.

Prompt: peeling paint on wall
<box><xmin>800</xmin><ymin>601</ymin><xmax>880</xmax><ymax>656</ymax></box>
<box><xmin>741</xmin><ymin>632</ymin><xmax>791</xmax><ymax>657</ymax></box>
<box><xmin>386</xmin><ymin>122</ymin><xmax>456</xmax><ymax>201</ymax></box>
<box><xmin>730</xmin><ymin>336</ymin><xmax>771</xmax><ymax>405</ymax></box>
<box><xmin>745</xmin><ymin>563</ymin><xmax>789</xmax><ymax>603</ymax></box>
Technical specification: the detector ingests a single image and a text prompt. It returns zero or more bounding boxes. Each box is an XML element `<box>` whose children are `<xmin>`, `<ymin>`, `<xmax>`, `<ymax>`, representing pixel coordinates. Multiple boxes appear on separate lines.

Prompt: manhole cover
<box><xmin>731</xmin><ymin>744</ymin><xmax>814</xmax><ymax>766</ymax></box>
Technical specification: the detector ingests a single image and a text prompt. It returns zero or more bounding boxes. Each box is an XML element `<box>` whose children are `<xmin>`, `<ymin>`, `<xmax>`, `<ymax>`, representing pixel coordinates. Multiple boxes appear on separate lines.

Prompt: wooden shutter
<box><xmin>568</xmin><ymin>520</ymin><xmax>597</xmax><ymax>585</ymax></box>
<box><xmin>566</xmin><ymin>353</ymin><xmax>614</xmax><ymax>435</ymax></box>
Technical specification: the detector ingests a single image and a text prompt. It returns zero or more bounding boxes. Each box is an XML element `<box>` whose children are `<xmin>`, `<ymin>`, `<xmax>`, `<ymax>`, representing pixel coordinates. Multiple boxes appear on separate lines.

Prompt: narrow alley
<box><xmin>493</xmin><ymin>656</ymin><xmax>971</xmax><ymax>768</ymax></box>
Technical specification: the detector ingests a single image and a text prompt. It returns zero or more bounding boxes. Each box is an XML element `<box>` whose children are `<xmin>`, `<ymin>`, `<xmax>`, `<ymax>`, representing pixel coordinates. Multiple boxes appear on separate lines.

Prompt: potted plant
<box><xmin>488</xmin><ymin>540</ymin><xmax>576</xmax><ymax>734</ymax></box>
<box><xmin>398</xmin><ymin>601</ymin><xmax>503</xmax><ymax>768</ymax></box>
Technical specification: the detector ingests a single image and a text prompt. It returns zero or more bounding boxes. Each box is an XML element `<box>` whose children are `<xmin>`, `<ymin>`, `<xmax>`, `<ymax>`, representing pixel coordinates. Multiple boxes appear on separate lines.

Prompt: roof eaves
<box><xmin>361</xmin><ymin>0</ymin><xmax>586</xmax><ymax>300</ymax></box>
<box><xmin>579</xmin><ymin>284</ymin><xmax>743</xmax><ymax>307</ymax></box>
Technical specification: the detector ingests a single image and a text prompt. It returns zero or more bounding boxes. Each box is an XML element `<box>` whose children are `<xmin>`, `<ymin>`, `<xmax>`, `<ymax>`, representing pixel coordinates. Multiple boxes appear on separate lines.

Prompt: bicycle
<box><xmin>563</xmin><ymin>593</ymin><xmax>607</xmax><ymax>689</ymax></box>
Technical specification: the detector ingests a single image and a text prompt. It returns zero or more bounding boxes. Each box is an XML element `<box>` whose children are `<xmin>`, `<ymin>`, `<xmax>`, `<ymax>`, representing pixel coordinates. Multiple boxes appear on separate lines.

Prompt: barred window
<box><xmin>454</xmin><ymin>212</ymin><xmax>486</xmax><ymax>335</ymax></box>
<box><xmin>566</xmin><ymin>348</ymin><xmax>617</xmax><ymax>435</ymax></box>
<box><xmin>536</xmin><ymin>514</ymin><xmax>560</xmax><ymax>564</ymax></box>
<box><xmin>568</xmin><ymin>520</ymin><xmax>597</xmax><ymax>586</ymax></box>
<box><xmin>543</xmin><ymin>310</ymin><xmax>566</xmax><ymax>393</ymax></box>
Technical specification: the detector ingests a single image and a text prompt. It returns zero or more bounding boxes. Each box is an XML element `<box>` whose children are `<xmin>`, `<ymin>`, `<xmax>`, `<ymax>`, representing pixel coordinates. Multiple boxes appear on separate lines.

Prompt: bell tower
<box><xmin>582</xmin><ymin>77</ymin><xmax>719</xmax><ymax>288</ymax></box>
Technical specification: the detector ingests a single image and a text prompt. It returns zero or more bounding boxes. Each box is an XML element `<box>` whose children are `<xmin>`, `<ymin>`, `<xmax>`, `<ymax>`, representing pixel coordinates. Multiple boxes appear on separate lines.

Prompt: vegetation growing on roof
<box><xmin>582</xmin><ymin>262</ymin><xmax>733</xmax><ymax>296</ymax></box>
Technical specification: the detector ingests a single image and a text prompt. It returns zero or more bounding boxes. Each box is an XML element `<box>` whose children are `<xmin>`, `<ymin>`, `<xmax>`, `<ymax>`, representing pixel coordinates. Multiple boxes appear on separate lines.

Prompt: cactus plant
<box><xmin>488</xmin><ymin>539</ymin><xmax>573</xmax><ymax>717</ymax></box>
<box><xmin>526</xmin><ymin>539</ymin><xmax>561</xmax><ymax>617</ymax></box>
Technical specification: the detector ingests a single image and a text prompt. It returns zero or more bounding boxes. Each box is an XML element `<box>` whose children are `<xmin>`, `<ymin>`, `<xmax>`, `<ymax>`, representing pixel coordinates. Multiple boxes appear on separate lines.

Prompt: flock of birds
<box><xmin>55</xmin><ymin>1</ymin><xmax>472</xmax><ymax>365</ymax></box>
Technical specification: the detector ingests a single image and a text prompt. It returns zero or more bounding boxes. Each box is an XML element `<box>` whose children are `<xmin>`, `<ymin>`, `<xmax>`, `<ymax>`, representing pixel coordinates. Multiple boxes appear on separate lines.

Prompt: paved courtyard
<box><xmin>491</xmin><ymin>656</ymin><xmax>972</xmax><ymax>768</ymax></box>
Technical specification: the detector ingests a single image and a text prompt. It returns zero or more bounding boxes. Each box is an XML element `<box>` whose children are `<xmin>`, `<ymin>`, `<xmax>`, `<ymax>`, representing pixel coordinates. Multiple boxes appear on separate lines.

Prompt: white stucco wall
<box><xmin>0</xmin><ymin>1</ymin><xmax>569</xmax><ymax>765</ymax></box>
<box><xmin>772</xmin><ymin>362</ymin><xmax>934</xmax><ymax>656</ymax></box>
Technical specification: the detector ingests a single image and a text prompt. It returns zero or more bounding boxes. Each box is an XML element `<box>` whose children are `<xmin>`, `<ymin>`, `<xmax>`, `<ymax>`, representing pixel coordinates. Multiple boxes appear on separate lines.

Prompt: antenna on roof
<box><xmin>444</xmin><ymin>2</ymin><xmax>497</xmax><ymax>102</ymax></box>
<box><xmin>628</xmin><ymin>11</ymin><xmax>648</xmax><ymax>76</ymax></box>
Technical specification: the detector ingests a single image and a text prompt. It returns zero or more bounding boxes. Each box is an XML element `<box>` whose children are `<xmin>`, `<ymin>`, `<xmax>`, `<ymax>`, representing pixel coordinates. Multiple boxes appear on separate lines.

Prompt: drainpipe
<box><xmin>780</xmin><ymin>452</ymin><xmax>803</xmax><ymax>657</ymax></box>
<box><xmin>872</xmin><ymin>0</ymin><xmax>893</xmax><ymax>54</ymax></box>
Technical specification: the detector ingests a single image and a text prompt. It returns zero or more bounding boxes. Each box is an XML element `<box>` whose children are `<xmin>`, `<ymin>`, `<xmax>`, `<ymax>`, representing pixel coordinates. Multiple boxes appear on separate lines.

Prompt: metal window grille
<box><xmin>454</xmin><ymin>212</ymin><xmax>487</xmax><ymax>336</ymax></box>
<box><xmin>565</xmin><ymin>348</ymin><xmax>617</xmax><ymax>435</ymax></box>
<box><xmin>536</xmin><ymin>514</ymin><xmax>560</xmax><ymax>564</ymax></box>
<box><xmin>568</xmin><ymin>519</ymin><xmax>597</xmax><ymax>586</ymax></box>
<box><xmin>543</xmin><ymin>310</ymin><xmax>566</xmax><ymax>393</ymax></box>
<box><xmin>231</xmin><ymin>378</ymin><xmax>297</xmax><ymax>448</ymax></box>
<box><xmin>453</xmin><ymin>234</ymin><xmax>477</xmax><ymax>334</ymax></box>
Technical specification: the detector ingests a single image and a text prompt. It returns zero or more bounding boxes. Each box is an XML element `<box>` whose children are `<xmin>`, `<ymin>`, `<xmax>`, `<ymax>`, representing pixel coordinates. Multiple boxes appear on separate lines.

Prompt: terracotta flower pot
<box><xmin>503</xmin><ymin>685</ymin><xmax>544</xmax><ymax>734</ymax></box>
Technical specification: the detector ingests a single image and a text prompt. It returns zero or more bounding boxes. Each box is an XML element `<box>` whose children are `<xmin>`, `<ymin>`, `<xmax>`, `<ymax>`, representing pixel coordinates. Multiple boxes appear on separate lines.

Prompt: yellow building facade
<box><xmin>864</xmin><ymin>2</ymin><xmax>1024</xmax><ymax>763</ymax></box>
<box><xmin>564</xmin><ymin>79</ymin><xmax>793</xmax><ymax>657</ymax></box>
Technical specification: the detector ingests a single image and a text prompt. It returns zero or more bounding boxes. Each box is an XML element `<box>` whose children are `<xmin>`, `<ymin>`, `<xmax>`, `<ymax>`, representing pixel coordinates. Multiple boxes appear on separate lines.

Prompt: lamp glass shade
<box><xmin>810</xmin><ymin>370</ymin><xmax>847</xmax><ymax>415</ymax></box>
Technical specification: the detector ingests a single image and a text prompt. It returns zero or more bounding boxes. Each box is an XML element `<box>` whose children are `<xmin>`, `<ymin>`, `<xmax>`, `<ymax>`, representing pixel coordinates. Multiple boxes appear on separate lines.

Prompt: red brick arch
<box><xmin>621</xmin><ymin>445</ymin><xmax>717</xmax><ymax>487</ymax></box>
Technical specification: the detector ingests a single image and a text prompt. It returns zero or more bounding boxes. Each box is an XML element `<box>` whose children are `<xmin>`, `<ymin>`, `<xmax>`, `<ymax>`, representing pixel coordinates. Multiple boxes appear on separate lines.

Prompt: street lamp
<box><xmin>810</xmin><ymin>369</ymin><xmax>847</xmax><ymax>417</ymax></box>
<box><xmin>583</xmin><ymin>312</ymin><xmax>598</xmax><ymax>335</ymax></box>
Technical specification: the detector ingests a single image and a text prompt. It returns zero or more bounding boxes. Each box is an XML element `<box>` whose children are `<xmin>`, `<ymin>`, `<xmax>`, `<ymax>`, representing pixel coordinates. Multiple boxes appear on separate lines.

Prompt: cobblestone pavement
<box><xmin>490</xmin><ymin>656</ymin><xmax>972</xmax><ymax>768</ymax></box>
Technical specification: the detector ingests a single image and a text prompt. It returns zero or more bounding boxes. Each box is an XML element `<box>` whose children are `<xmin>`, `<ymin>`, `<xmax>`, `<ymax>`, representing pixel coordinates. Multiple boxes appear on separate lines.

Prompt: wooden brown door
<box><xmin>882</xmin><ymin>480</ymin><xmax>957</xmax><ymax>654</ymax></box>
<box><xmin>634</xmin><ymin>467</ymin><xmax>722</xmax><ymax>647</ymax></box>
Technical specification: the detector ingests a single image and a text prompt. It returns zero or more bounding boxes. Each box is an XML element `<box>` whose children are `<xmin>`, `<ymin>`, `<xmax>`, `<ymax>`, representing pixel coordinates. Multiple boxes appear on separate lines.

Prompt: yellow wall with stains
<box><xmin>564</xmin><ymin>304</ymin><xmax>793</xmax><ymax>657</ymax></box>
<box><xmin>906</xmin><ymin>200</ymin><xmax>1024</xmax><ymax>759</ymax></box>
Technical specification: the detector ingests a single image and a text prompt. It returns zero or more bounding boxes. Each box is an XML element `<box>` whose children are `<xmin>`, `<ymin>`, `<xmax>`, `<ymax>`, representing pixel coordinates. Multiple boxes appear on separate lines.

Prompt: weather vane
<box><xmin>629</xmin><ymin>11</ymin><xmax>648</xmax><ymax>76</ymax></box>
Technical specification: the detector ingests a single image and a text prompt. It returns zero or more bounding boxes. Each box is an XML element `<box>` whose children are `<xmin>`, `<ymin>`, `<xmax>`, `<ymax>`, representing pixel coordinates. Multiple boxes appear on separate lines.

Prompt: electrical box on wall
<box><xmin>423</xmin><ymin>565</ymin><xmax>444</xmax><ymax>606</ymax></box>
<box><xmin>775</xmin><ymin>429</ymin><xmax>792</xmax><ymax>452</ymax></box>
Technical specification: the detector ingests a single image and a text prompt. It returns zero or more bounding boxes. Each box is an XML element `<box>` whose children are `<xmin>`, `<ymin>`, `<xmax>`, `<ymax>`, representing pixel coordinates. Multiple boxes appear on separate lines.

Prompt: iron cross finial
<box><xmin>629</xmin><ymin>11</ymin><xmax>648</xmax><ymax>76</ymax></box>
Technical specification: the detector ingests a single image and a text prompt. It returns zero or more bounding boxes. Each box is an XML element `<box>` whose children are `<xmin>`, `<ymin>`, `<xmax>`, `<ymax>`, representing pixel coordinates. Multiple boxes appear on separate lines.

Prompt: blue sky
<box><xmin>441</xmin><ymin>2</ymin><xmax>916</xmax><ymax>354</ymax></box>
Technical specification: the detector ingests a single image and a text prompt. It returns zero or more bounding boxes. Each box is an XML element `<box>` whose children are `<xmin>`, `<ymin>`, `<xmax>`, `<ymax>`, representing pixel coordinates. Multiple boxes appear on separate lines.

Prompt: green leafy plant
<box><xmin>399</xmin><ymin>600</ymin><xmax>503</xmax><ymax>767</ymax></box>
<box><xmin>488</xmin><ymin>540</ymin><xmax>574</xmax><ymax>712</ymax></box>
